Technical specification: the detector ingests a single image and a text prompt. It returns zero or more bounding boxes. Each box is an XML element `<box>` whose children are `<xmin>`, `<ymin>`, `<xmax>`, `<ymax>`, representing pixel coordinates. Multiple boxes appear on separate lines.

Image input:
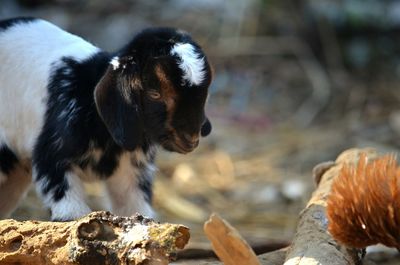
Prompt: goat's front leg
<box><xmin>105</xmin><ymin>153</ymin><xmax>155</xmax><ymax>218</ymax></box>
<box><xmin>34</xmin><ymin>166</ymin><xmax>91</xmax><ymax>221</ymax></box>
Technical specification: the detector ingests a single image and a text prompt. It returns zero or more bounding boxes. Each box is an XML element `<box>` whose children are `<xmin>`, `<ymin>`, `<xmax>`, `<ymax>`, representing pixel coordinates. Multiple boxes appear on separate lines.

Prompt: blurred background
<box><xmin>2</xmin><ymin>0</ymin><xmax>400</xmax><ymax>263</ymax></box>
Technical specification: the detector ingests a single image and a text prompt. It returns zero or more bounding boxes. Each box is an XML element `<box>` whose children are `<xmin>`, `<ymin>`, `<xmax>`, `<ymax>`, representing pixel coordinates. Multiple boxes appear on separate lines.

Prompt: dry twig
<box><xmin>204</xmin><ymin>213</ymin><xmax>260</xmax><ymax>265</ymax></box>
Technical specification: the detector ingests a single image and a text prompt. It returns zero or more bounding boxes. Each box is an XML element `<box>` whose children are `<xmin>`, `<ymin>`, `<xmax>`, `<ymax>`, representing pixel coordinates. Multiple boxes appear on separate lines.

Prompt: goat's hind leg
<box><xmin>0</xmin><ymin>145</ymin><xmax>32</xmax><ymax>218</ymax></box>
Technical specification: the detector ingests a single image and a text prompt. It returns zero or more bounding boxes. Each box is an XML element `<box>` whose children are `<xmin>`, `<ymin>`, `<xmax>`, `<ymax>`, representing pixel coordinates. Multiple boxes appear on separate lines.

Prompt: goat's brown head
<box><xmin>94</xmin><ymin>27</ymin><xmax>212</xmax><ymax>153</ymax></box>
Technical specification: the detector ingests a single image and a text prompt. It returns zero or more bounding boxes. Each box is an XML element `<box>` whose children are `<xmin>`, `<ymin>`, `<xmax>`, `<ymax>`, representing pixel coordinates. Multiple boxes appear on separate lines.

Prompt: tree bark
<box><xmin>0</xmin><ymin>211</ymin><xmax>190</xmax><ymax>265</ymax></box>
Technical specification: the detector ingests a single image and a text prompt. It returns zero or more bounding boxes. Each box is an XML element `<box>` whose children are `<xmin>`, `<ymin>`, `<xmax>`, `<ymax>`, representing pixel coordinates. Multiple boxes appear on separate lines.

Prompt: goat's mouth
<box><xmin>160</xmin><ymin>137</ymin><xmax>198</xmax><ymax>154</ymax></box>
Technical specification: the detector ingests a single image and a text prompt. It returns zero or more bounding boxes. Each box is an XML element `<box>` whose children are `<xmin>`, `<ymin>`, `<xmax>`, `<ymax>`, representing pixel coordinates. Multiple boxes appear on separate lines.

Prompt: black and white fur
<box><xmin>0</xmin><ymin>17</ymin><xmax>212</xmax><ymax>221</ymax></box>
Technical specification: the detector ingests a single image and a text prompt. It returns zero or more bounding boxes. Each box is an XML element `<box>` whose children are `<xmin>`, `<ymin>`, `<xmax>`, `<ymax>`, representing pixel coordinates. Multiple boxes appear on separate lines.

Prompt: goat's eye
<box><xmin>148</xmin><ymin>91</ymin><xmax>161</xmax><ymax>100</ymax></box>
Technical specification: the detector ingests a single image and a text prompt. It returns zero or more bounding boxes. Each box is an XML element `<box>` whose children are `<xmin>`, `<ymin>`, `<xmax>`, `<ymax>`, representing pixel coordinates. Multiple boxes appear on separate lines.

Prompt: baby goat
<box><xmin>0</xmin><ymin>17</ymin><xmax>212</xmax><ymax>221</ymax></box>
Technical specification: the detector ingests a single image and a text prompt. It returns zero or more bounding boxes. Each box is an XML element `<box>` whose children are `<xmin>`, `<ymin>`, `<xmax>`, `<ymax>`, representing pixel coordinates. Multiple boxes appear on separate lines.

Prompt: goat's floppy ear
<box><xmin>201</xmin><ymin>117</ymin><xmax>212</xmax><ymax>137</ymax></box>
<box><xmin>94</xmin><ymin>64</ymin><xmax>143</xmax><ymax>150</ymax></box>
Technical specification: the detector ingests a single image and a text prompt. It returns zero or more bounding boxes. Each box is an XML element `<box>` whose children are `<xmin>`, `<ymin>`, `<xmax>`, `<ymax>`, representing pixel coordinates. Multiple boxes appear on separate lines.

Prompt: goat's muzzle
<box><xmin>162</xmin><ymin>133</ymin><xmax>199</xmax><ymax>154</ymax></box>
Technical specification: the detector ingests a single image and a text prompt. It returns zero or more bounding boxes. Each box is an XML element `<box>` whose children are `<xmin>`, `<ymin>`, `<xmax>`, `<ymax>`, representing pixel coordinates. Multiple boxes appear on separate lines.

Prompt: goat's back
<box><xmin>0</xmin><ymin>18</ymin><xmax>99</xmax><ymax>158</ymax></box>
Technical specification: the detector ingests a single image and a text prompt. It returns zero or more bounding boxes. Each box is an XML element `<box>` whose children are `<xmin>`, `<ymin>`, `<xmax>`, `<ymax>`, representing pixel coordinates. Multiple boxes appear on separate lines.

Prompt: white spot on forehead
<box><xmin>170</xmin><ymin>43</ymin><xmax>206</xmax><ymax>86</ymax></box>
<box><xmin>110</xmin><ymin>56</ymin><xmax>120</xmax><ymax>70</ymax></box>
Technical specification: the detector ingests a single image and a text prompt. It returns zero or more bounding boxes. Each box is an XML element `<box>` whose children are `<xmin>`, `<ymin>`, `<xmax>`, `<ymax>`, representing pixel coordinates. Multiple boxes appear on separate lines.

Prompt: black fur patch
<box><xmin>94</xmin><ymin>63</ymin><xmax>144</xmax><ymax>151</ymax></box>
<box><xmin>33</xmin><ymin>52</ymin><xmax>116</xmax><ymax>201</ymax></box>
<box><xmin>92</xmin><ymin>145</ymin><xmax>122</xmax><ymax>177</ymax></box>
<box><xmin>138</xmin><ymin>173</ymin><xmax>153</xmax><ymax>203</ymax></box>
<box><xmin>33</xmin><ymin>51</ymin><xmax>150</xmax><ymax>202</ymax></box>
<box><xmin>0</xmin><ymin>145</ymin><xmax>19</xmax><ymax>174</ymax></box>
<box><xmin>0</xmin><ymin>17</ymin><xmax>36</xmax><ymax>31</ymax></box>
<box><xmin>77</xmin><ymin>143</ymin><xmax>123</xmax><ymax>178</ymax></box>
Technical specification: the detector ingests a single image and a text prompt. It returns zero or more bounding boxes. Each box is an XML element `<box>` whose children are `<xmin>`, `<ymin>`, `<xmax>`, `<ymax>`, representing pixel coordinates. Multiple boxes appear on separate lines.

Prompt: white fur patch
<box><xmin>110</xmin><ymin>56</ymin><xmax>120</xmax><ymax>70</ymax></box>
<box><xmin>37</xmin><ymin>172</ymin><xmax>91</xmax><ymax>220</ymax></box>
<box><xmin>105</xmin><ymin>153</ymin><xmax>155</xmax><ymax>218</ymax></box>
<box><xmin>170</xmin><ymin>43</ymin><xmax>206</xmax><ymax>86</ymax></box>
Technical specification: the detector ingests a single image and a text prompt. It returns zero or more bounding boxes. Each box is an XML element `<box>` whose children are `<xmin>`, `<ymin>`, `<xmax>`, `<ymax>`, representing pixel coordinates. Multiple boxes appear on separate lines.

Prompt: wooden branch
<box><xmin>284</xmin><ymin>148</ymin><xmax>378</xmax><ymax>265</ymax></box>
<box><xmin>199</xmin><ymin>213</ymin><xmax>287</xmax><ymax>265</ymax></box>
<box><xmin>204</xmin><ymin>213</ymin><xmax>260</xmax><ymax>265</ymax></box>
<box><xmin>0</xmin><ymin>211</ymin><xmax>190</xmax><ymax>265</ymax></box>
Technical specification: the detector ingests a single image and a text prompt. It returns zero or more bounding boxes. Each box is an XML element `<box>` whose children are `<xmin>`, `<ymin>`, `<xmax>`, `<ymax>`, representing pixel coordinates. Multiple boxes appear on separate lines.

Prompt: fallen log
<box><xmin>0</xmin><ymin>211</ymin><xmax>190</xmax><ymax>265</ymax></box>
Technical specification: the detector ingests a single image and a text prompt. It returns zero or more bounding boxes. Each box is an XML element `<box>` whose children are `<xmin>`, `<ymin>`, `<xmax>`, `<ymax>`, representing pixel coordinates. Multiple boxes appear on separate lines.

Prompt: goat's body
<box><xmin>0</xmin><ymin>18</ymin><xmax>155</xmax><ymax>220</ymax></box>
<box><xmin>0</xmin><ymin>17</ymin><xmax>212</xmax><ymax>221</ymax></box>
